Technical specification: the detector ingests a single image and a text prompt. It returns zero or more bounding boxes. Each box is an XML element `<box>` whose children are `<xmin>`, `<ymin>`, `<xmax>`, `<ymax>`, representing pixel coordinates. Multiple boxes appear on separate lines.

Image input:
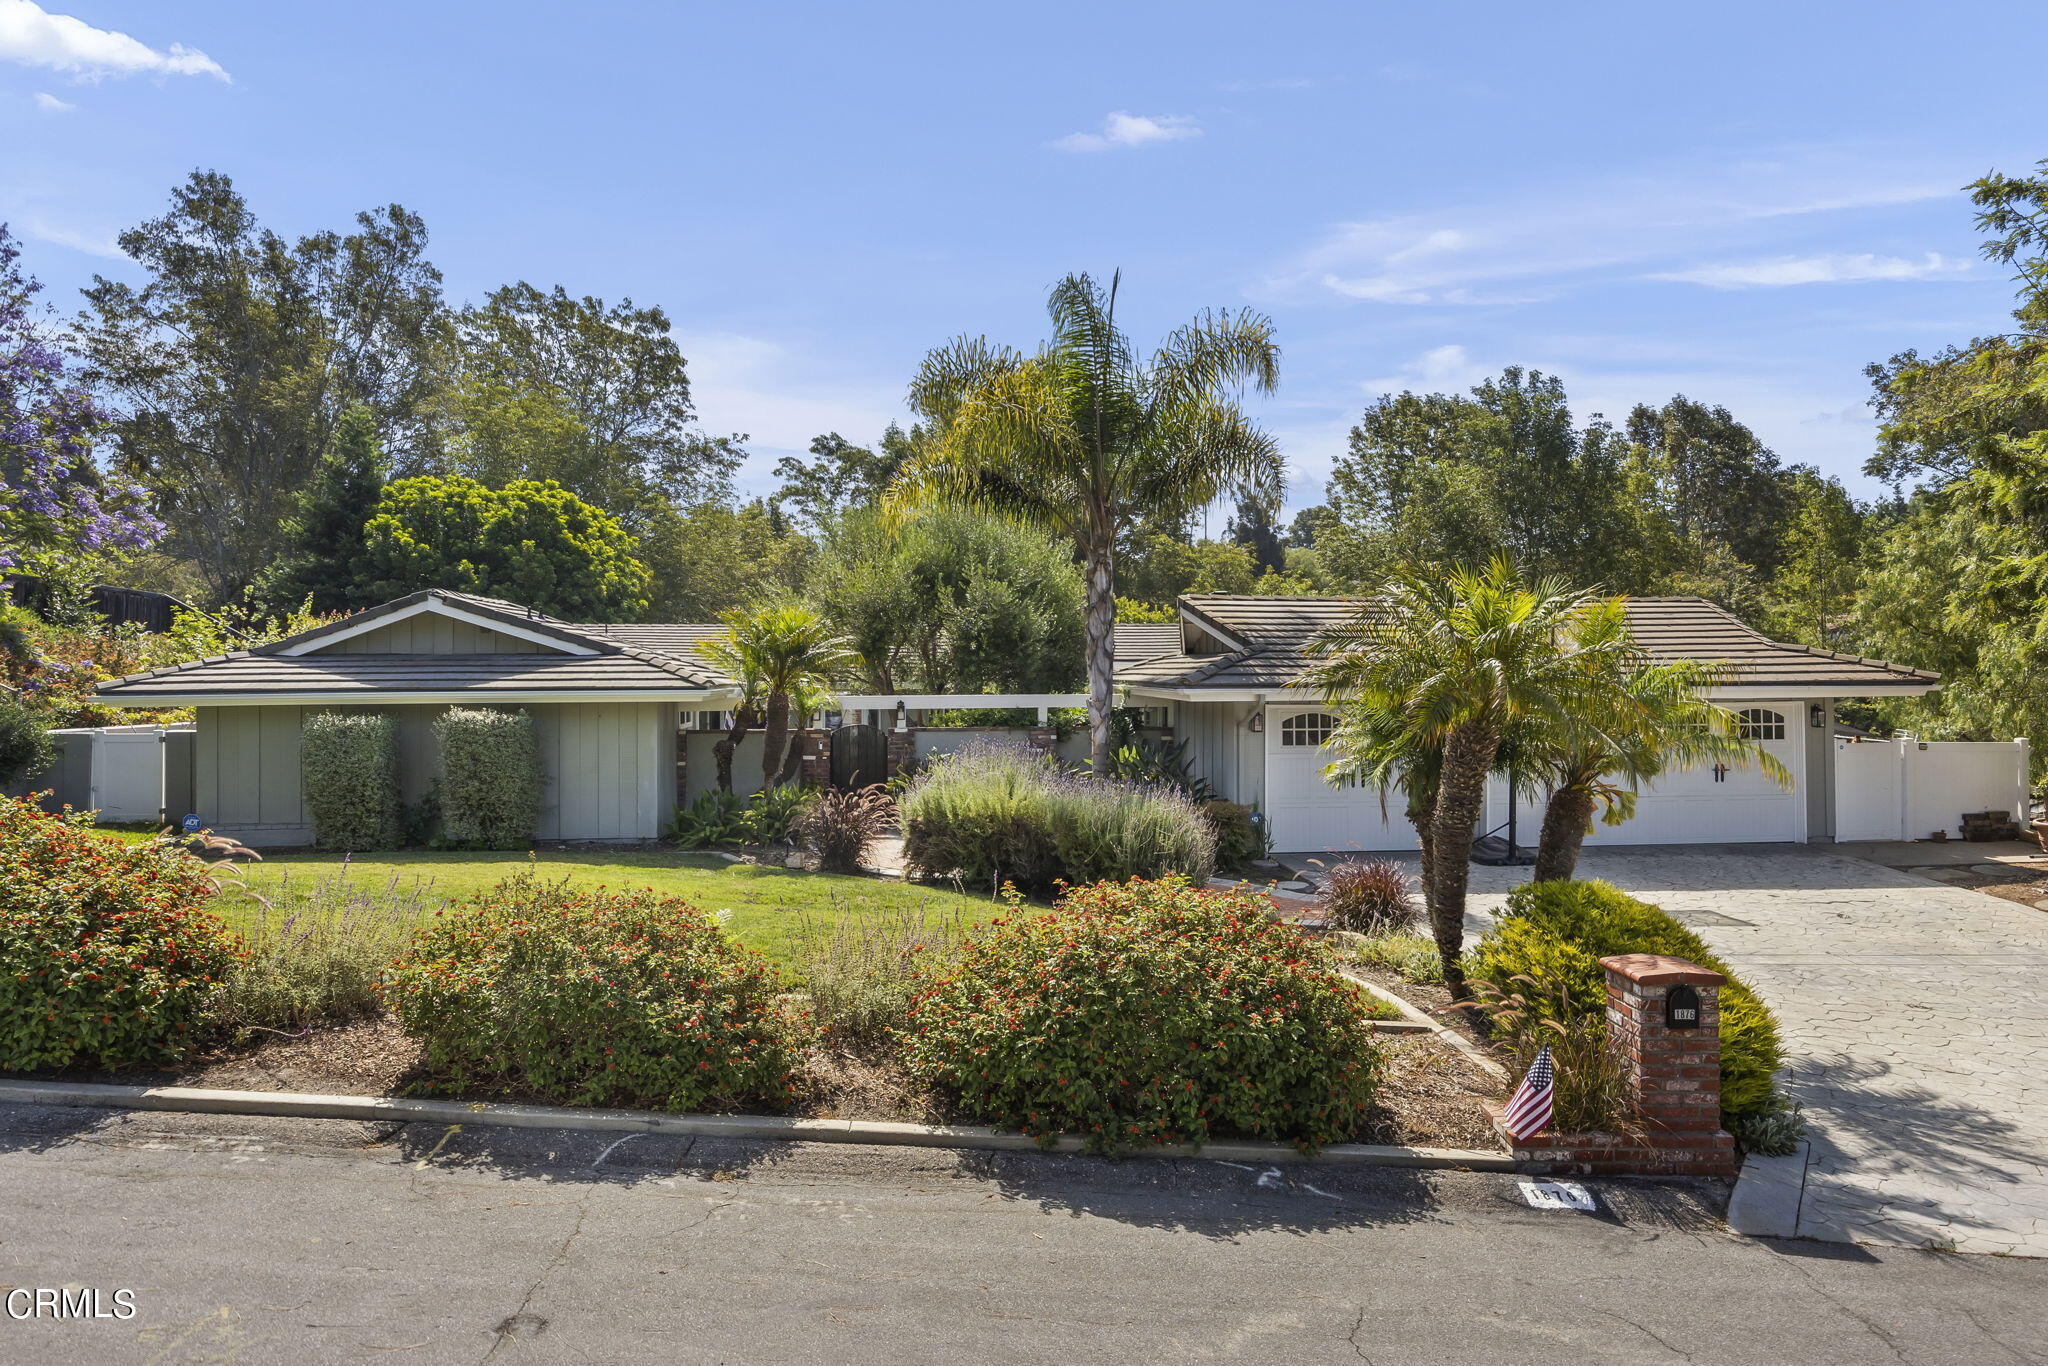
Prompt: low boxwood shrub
<box><xmin>301</xmin><ymin>711</ymin><xmax>398</xmax><ymax>851</ymax></box>
<box><xmin>434</xmin><ymin>707</ymin><xmax>539</xmax><ymax>849</ymax></box>
<box><xmin>0</xmin><ymin>799</ymin><xmax>242</xmax><ymax>1070</ymax></box>
<box><xmin>901</xmin><ymin>876</ymin><xmax>1384</xmax><ymax>1153</ymax></box>
<box><xmin>1469</xmin><ymin>879</ymin><xmax>1786</xmax><ymax>1136</ymax></box>
<box><xmin>900</xmin><ymin>745</ymin><xmax>1214</xmax><ymax>896</ymax></box>
<box><xmin>380</xmin><ymin>874</ymin><xmax>797</xmax><ymax>1111</ymax></box>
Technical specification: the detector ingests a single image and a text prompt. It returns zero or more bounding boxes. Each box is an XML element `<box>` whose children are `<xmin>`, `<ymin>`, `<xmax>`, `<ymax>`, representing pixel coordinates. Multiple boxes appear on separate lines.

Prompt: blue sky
<box><xmin>5</xmin><ymin>1</ymin><xmax>2044</xmax><ymax>516</ymax></box>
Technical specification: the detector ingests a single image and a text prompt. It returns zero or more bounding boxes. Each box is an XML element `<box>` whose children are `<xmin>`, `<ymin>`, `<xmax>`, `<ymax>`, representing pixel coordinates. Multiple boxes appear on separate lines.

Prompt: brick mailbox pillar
<box><xmin>885</xmin><ymin>728</ymin><xmax>916</xmax><ymax>778</ymax></box>
<box><xmin>796</xmin><ymin>729</ymin><xmax>831</xmax><ymax>787</ymax></box>
<box><xmin>1025</xmin><ymin>727</ymin><xmax>1057</xmax><ymax>755</ymax></box>
<box><xmin>1497</xmin><ymin>953</ymin><xmax>1738</xmax><ymax>1179</ymax></box>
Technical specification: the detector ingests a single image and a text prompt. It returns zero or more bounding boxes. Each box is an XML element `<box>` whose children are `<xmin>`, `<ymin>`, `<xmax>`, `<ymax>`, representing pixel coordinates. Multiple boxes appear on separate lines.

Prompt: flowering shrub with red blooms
<box><xmin>380</xmin><ymin>874</ymin><xmax>798</xmax><ymax>1112</ymax></box>
<box><xmin>0</xmin><ymin>799</ymin><xmax>241</xmax><ymax>1070</ymax></box>
<box><xmin>901</xmin><ymin>877</ymin><xmax>1384</xmax><ymax>1154</ymax></box>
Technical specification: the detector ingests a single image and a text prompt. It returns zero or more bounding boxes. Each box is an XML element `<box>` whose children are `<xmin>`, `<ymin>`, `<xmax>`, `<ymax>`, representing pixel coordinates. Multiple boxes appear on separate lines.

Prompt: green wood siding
<box><xmin>320</xmin><ymin>616</ymin><xmax>550</xmax><ymax>654</ymax></box>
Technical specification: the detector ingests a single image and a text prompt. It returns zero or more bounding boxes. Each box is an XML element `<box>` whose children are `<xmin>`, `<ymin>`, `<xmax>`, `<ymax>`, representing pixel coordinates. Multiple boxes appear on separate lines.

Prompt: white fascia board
<box><xmin>837</xmin><ymin>694</ymin><xmax>1090</xmax><ymax>708</ymax></box>
<box><xmin>1704</xmin><ymin>683</ymin><xmax>1939</xmax><ymax>700</ymax></box>
<box><xmin>279</xmin><ymin>599</ymin><xmax>598</xmax><ymax>656</ymax></box>
<box><xmin>98</xmin><ymin>689</ymin><xmax>741</xmax><ymax>707</ymax></box>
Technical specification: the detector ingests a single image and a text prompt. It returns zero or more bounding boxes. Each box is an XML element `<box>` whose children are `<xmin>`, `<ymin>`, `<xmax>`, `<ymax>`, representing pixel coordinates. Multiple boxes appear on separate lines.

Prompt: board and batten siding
<box><xmin>195</xmin><ymin>701</ymin><xmax>679</xmax><ymax>847</ymax></box>
<box><xmin>1176</xmin><ymin>699</ymin><xmax>1264</xmax><ymax>810</ymax></box>
<box><xmin>322</xmin><ymin>617</ymin><xmax>548</xmax><ymax>654</ymax></box>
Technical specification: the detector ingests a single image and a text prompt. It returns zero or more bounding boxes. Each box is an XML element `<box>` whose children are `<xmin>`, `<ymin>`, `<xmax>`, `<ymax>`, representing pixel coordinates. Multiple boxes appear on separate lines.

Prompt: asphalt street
<box><xmin>0</xmin><ymin>1104</ymin><xmax>2042</xmax><ymax>1365</ymax></box>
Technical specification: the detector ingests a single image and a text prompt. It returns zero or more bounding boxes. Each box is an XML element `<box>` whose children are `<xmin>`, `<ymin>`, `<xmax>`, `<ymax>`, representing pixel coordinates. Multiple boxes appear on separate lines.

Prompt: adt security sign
<box><xmin>181</xmin><ymin>814</ymin><xmax>203</xmax><ymax>836</ymax></box>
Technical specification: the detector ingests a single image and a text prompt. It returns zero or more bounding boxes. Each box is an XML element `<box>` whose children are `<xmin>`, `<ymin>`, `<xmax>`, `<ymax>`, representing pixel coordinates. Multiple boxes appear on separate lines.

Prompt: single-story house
<box><xmin>92</xmin><ymin>590</ymin><xmax>744</xmax><ymax>846</ymax></box>
<box><xmin>93</xmin><ymin>585</ymin><xmax>2001</xmax><ymax>853</ymax></box>
<box><xmin>1114</xmin><ymin>593</ymin><xmax>1953</xmax><ymax>851</ymax></box>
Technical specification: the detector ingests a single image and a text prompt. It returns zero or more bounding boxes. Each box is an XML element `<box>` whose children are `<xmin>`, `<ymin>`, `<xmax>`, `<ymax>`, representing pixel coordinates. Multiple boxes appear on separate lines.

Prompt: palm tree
<box><xmin>1303</xmin><ymin>560</ymin><xmax>1626</xmax><ymax>997</ymax></box>
<box><xmin>895</xmin><ymin>271</ymin><xmax>1283</xmax><ymax>770</ymax></box>
<box><xmin>1523</xmin><ymin>628</ymin><xmax>1793</xmax><ymax>881</ymax></box>
<box><xmin>698</xmin><ymin>604</ymin><xmax>854</xmax><ymax>791</ymax></box>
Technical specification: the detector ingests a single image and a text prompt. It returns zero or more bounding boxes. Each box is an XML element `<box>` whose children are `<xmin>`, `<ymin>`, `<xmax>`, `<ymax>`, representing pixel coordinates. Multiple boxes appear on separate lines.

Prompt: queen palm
<box><xmin>1304</xmin><ymin>560</ymin><xmax>1626</xmax><ymax>996</ymax></box>
<box><xmin>894</xmin><ymin>271</ymin><xmax>1283</xmax><ymax>770</ymax></box>
<box><xmin>698</xmin><ymin>603</ymin><xmax>855</xmax><ymax>790</ymax></box>
<box><xmin>1524</xmin><ymin>630</ymin><xmax>1793</xmax><ymax>882</ymax></box>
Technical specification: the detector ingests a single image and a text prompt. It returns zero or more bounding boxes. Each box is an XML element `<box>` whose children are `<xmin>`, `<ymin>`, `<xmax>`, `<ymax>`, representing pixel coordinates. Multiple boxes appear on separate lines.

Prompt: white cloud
<box><xmin>0</xmin><ymin>0</ymin><xmax>228</xmax><ymax>82</ymax></box>
<box><xmin>1651</xmin><ymin>251</ymin><xmax>1970</xmax><ymax>289</ymax></box>
<box><xmin>1255</xmin><ymin>152</ymin><xmax>1961</xmax><ymax>308</ymax></box>
<box><xmin>18</xmin><ymin>215</ymin><xmax>122</xmax><ymax>258</ymax></box>
<box><xmin>1361</xmin><ymin>343</ymin><xmax>1491</xmax><ymax>396</ymax></box>
<box><xmin>32</xmin><ymin>89</ymin><xmax>71</xmax><ymax>111</ymax></box>
<box><xmin>1051</xmin><ymin>111</ymin><xmax>1201</xmax><ymax>154</ymax></box>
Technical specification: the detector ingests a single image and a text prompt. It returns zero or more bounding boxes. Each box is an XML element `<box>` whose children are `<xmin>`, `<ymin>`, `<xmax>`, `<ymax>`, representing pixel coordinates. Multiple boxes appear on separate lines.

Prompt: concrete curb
<box><xmin>0</xmin><ymin>1079</ymin><xmax>1518</xmax><ymax>1171</ymax></box>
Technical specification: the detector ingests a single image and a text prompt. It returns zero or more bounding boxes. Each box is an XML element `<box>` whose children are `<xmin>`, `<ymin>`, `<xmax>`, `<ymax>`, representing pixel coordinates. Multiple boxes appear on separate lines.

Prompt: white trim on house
<box><xmin>837</xmin><ymin>694</ymin><xmax>1089</xmax><ymax>709</ymax></box>
<box><xmin>101</xmin><ymin>689</ymin><xmax>741</xmax><ymax>707</ymax></box>
<box><xmin>277</xmin><ymin>599</ymin><xmax>600</xmax><ymax>656</ymax></box>
<box><xmin>1129</xmin><ymin>683</ymin><xmax>1940</xmax><ymax>704</ymax></box>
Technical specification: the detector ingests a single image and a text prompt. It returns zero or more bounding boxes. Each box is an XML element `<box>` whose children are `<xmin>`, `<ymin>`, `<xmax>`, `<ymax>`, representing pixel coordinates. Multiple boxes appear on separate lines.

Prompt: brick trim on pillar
<box><xmin>795</xmin><ymin>729</ymin><xmax>831</xmax><ymax>787</ymax></box>
<box><xmin>886</xmin><ymin>728</ymin><xmax>916</xmax><ymax>778</ymax></box>
<box><xmin>1493</xmin><ymin>953</ymin><xmax>1739</xmax><ymax>1179</ymax></box>
<box><xmin>1025</xmin><ymin>728</ymin><xmax>1056</xmax><ymax>754</ymax></box>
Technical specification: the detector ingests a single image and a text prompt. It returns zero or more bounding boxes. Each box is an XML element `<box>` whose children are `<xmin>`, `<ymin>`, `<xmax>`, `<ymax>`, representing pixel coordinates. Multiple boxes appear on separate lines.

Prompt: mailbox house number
<box><xmin>1665</xmin><ymin>984</ymin><xmax>1701</xmax><ymax>1030</ymax></box>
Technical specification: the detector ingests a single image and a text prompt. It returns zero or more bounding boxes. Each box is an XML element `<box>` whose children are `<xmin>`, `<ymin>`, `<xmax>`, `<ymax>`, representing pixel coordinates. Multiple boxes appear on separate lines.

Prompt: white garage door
<box><xmin>1263</xmin><ymin>707</ymin><xmax>1419</xmax><ymax>852</ymax></box>
<box><xmin>1582</xmin><ymin>705</ymin><xmax>1804</xmax><ymax>845</ymax></box>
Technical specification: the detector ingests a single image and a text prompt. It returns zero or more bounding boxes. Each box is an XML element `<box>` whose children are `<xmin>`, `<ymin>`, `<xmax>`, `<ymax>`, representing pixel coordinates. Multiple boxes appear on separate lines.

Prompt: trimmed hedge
<box><xmin>381</xmin><ymin>875</ymin><xmax>797</xmax><ymax>1111</ymax></box>
<box><xmin>434</xmin><ymin>707</ymin><xmax>539</xmax><ymax>848</ymax></box>
<box><xmin>1469</xmin><ymin>879</ymin><xmax>1785</xmax><ymax>1126</ymax></box>
<box><xmin>301</xmin><ymin>712</ymin><xmax>398</xmax><ymax>851</ymax></box>
<box><xmin>901</xmin><ymin>876</ymin><xmax>1384</xmax><ymax>1153</ymax></box>
<box><xmin>0</xmin><ymin>799</ymin><xmax>241</xmax><ymax>1069</ymax></box>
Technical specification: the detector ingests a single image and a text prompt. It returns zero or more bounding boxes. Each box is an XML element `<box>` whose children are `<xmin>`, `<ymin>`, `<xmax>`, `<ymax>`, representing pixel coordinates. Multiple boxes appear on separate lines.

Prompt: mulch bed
<box><xmin>9</xmin><ymin>994</ymin><xmax>1510</xmax><ymax>1152</ymax></box>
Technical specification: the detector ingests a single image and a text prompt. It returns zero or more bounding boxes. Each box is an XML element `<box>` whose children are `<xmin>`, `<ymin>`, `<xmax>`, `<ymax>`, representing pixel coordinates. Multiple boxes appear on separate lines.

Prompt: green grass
<box><xmin>130</xmin><ymin>840</ymin><xmax>1005</xmax><ymax>970</ymax></box>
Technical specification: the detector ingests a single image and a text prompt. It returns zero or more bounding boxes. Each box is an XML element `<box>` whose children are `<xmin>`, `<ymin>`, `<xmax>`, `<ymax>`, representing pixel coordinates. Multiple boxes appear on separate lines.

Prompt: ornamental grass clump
<box><xmin>1468</xmin><ymin>878</ymin><xmax>1788</xmax><ymax>1146</ymax></box>
<box><xmin>1316</xmin><ymin>858</ymin><xmax>1420</xmax><ymax>935</ymax></box>
<box><xmin>901</xmin><ymin>876</ymin><xmax>1384</xmax><ymax>1154</ymax></box>
<box><xmin>380</xmin><ymin>873</ymin><xmax>797</xmax><ymax>1112</ymax></box>
<box><xmin>209</xmin><ymin>867</ymin><xmax>429</xmax><ymax>1039</ymax></box>
<box><xmin>899</xmin><ymin>744</ymin><xmax>1214</xmax><ymax>897</ymax></box>
<box><xmin>434</xmin><ymin>707</ymin><xmax>539</xmax><ymax>849</ymax></box>
<box><xmin>794</xmin><ymin>785</ymin><xmax>895</xmax><ymax>873</ymax></box>
<box><xmin>0</xmin><ymin>799</ymin><xmax>242</xmax><ymax>1070</ymax></box>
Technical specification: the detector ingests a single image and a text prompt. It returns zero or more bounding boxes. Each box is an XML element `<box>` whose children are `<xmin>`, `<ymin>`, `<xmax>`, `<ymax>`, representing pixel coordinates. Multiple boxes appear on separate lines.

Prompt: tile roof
<box><xmin>1118</xmin><ymin>593</ymin><xmax>1939</xmax><ymax>696</ymax></box>
<box><xmin>96</xmin><ymin>589</ymin><xmax>738</xmax><ymax>702</ymax></box>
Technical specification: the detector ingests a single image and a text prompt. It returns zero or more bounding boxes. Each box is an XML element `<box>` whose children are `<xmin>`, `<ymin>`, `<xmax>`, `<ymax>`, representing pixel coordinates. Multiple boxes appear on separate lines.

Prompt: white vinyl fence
<box><xmin>1833</xmin><ymin>736</ymin><xmax>2033</xmax><ymax>842</ymax></box>
<box><xmin>3</xmin><ymin>724</ymin><xmax>195</xmax><ymax>824</ymax></box>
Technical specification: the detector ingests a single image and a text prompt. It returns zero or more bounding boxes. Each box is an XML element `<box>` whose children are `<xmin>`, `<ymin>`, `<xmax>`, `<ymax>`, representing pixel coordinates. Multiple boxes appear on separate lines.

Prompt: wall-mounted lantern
<box><xmin>1809</xmin><ymin>702</ymin><xmax>1826</xmax><ymax>729</ymax></box>
<box><xmin>1247</xmin><ymin>711</ymin><xmax>1265</xmax><ymax>734</ymax></box>
<box><xmin>1665</xmin><ymin>984</ymin><xmax>1702</xmax><ymax>1030</ymax></box>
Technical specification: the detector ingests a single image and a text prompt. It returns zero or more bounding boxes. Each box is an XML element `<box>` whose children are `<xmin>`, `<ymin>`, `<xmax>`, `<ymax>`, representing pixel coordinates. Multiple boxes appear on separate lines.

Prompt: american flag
<box><xmin>1503</xmin><ymin>1044</ymin><xmax>1555</xmax><ymax>1142</ymax></box>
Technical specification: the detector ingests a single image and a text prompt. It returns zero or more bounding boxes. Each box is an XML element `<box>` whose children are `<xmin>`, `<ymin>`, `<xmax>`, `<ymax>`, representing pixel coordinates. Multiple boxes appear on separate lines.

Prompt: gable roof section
<box><xmin>1119</xmin><ymin>593</ymin><xmax>1939</xmax><ymax>698</ymax></box>
<box><xmin>96</xmin><ymin>589</ymin><xmax>738</xmax><ymax>704</ymax></box>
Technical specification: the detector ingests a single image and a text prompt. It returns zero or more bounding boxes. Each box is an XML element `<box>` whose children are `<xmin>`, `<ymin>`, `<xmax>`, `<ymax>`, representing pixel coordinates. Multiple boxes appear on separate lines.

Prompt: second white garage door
<box><xmin>1579</xmin><ymin>705</ymin><xmax>1805</xmax><ymax>845</ymax></box>
<box><xmin>1262</xmin><ymin>706</ymin><xmax>1419</xmax><ymax>852</ymax></box>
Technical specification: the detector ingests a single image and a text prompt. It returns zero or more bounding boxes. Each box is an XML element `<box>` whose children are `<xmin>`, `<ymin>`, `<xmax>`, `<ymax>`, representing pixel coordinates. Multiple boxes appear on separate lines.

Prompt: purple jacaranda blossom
<box><xmin>1</xmin><ymin>223</ymin><xmax>163</xmax><ymax>571</ymax></box>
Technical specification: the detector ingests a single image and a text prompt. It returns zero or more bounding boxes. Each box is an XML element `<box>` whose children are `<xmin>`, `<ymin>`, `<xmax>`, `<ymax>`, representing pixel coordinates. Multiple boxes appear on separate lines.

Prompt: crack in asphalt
<box><xmin>480</xmin><ymin>1189</ymin><xmax>592</xmax><ymax>1364</ymax></box>
<box><xmin>1595</xmin><ymin>1309</ymin><xmax>1697</xmax><ymax>1363</ymax></box>
<box><xmin>1345</xmin><ymin>1306</ymin><xmax>1374</xmax><ymax>1363</ymax></box>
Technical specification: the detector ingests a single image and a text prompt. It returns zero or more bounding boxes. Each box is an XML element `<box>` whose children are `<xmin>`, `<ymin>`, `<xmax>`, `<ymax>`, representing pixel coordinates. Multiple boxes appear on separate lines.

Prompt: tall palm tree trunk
<box><xmin>761</xmin><ymin>689</ymin><xmax>792</xmax><ymax>790</ymax></box>
<box><xmin>1083</xmin><ymin>539</ymin><xmax>1117</xmax><ymax>772</ymax></box>
<box><xmin>714</xmin><ymin>705</ymin><xmax>755</xmax><ymax>793</ymax></box>
<box><xmin>1534</xmin><ymin>783</ymin><xmax>1598</xmax><ymax>883</ymax></box>
<box><xmin>1426</xmin><ymin>722</ymin><xmax>1499</xmax><ymax>999</ymax></box>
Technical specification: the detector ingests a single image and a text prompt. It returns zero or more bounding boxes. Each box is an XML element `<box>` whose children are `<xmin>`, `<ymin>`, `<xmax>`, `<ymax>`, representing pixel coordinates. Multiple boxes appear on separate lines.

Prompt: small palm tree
<box><xmin>698</xmin><ymin>604</ymin><xmax>854</xmax><ymax>790</ymax></box>
<box><xmin>1523</xmin><ymin>628</ymin><xmax>1793</xmax><ymax>881</ymax></box>
<box><xmin>895</xmin><ymin>271</ymin><xmax>1283</xmax><ymax>770</ymax></box>
<box><xmin>1304</xmin><ymin>560</ymin><xmax>1626</xmax><ymax>996</ymax></box>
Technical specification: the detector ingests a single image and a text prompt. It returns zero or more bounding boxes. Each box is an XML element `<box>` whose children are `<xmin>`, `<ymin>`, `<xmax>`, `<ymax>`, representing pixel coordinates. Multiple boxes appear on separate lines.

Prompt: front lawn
<box><xmin>171</xmin><ymin>842</ymin><xmax>1004</xmax><ymax>969</ymax></box>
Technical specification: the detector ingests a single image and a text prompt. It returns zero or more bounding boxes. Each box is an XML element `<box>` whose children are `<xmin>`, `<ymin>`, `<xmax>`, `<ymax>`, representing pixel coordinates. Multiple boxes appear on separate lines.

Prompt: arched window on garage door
<box><xmin>1279</xmin><ymin>712</ymin><xmax>1337</xmax><ymax>746</ymax></box>
<box><xmin>1735</xmin><ymin>707</ymin><xmax>1785</xmax><ymax>741</ymax></box>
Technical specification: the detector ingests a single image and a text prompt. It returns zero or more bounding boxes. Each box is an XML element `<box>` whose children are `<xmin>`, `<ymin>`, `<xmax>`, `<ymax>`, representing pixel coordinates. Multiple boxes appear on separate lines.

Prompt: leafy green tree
<box><xmin>900</xmin><ymin>271</ymin><xmax>1282</xmax><ymax>769</ymax></box>
<box><xmin>638</xmin><ymin>498</ymin><xmax>813</xmax><ymax>624</ymax></box>
<box><xmin>1118</xmin><ymin>532</ymin><xmax>1260</xmax><ymax>603</ymax></box>
<box><xmin>255</xmin><ymin>403</ymin><xmax>387</xmax><ymax>614</ymax></box>
<box><xmin>772</xmin><ymin>424</ymin><xmax>918</xmax><ymax>531</ymax></box>
<box><xmin>1624</xmin><ymin>395</ymin><xmax>1792</xmax><ymax>577</ymax></box>
<box><xmin>1303</xmin><ymin>561</ymin><xmax>1621</xmax><ymax>995</ymax></box>
<box><xmin>1765</xmin><ymin>471</ymin><xmax>1865</xmax><ymax>647</ymax></box>
<box><xmin>696</xmin><ymin>604</ymin><xmax>854</xmax><ymax>789</ymax></box>
<box><xmin>808</xmin><ymin>508</ymin><xmax>1084</xmax><ymax>693</ymax></box>
<box><xmin>1851</xmin><ymin>160</ymin><xmax>2048</xmax><ymax>768</ymax></box>
<box><xmin>425</xmin><ymin>281</ymin><xmax>743</xmax><ymax>518</ymax></box>
<box><xmin>77</xmin><ymin>171</ymin><xmax>446</xmax><ymax>601</ymax></box>
<box><xmin>1227</xmin><ymin>497</ymin><xmax>1286</xmax><ymax>574</ymax></box>
<box><xmin>356</xmin><ymin>476</ymin><xmax>650</xmax><ymax>621</ymax></box>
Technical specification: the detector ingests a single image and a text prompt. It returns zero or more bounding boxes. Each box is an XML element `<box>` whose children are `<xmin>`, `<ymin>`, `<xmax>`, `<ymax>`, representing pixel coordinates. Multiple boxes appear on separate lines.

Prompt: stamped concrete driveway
<box><xmin>1448</xmin><ymin>845</ymin><xmax>2048</xmax><ymax>1257</ymax></box>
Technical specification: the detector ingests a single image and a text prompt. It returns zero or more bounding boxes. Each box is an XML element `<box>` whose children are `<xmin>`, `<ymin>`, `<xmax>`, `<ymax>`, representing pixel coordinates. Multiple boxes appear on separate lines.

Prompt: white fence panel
<box><xmin>1833</xmin><ymin>737</ymin><xmax>2032</xmax><ymax>843</ymax></box>
<box><xmin>90</xmin><ymin>728</ymin><xmax>166</xmax><ymax>822</ymax></box>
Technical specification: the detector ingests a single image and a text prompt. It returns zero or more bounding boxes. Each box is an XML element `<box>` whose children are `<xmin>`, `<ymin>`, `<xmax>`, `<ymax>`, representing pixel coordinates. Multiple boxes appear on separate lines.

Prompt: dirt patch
<box><xmin>182</xmin><ymin>1018</ymin><xmax>425</xmax><ymax>1095</ymax></box>
<box><xmin>790</xmin><ymin>1047</ymin><xmax>950</xmax><ymax>1125</ymax></box>
<box><xmin>1912</xmin><ymin>859</ymin><xmax>2048</xmax><ymax>914</ymax></box>
<box><xmin>1357</xmin><ymin>1034</ymin><xmax>1505</xmax><ymax>1149</ymax></box>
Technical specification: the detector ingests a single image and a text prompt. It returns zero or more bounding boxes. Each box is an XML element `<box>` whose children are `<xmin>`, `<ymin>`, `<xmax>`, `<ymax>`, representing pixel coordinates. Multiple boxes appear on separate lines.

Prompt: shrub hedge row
<box><xmin>301</xmin><ymin>711</ymin><xmax>399</xmax><ymax>851</ymax></box>
<box><xmin>433</xmin><ymin>707</ymin><xmax>540</xmax><ymax>849</ymax></box>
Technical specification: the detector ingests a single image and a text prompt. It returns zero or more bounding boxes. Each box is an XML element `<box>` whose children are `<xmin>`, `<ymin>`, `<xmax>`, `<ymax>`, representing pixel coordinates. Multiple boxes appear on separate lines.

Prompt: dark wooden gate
<box><xmin>830</xmin><ymin>723</ymin><xmax>887</xmax><ymax>789</ymax></box>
